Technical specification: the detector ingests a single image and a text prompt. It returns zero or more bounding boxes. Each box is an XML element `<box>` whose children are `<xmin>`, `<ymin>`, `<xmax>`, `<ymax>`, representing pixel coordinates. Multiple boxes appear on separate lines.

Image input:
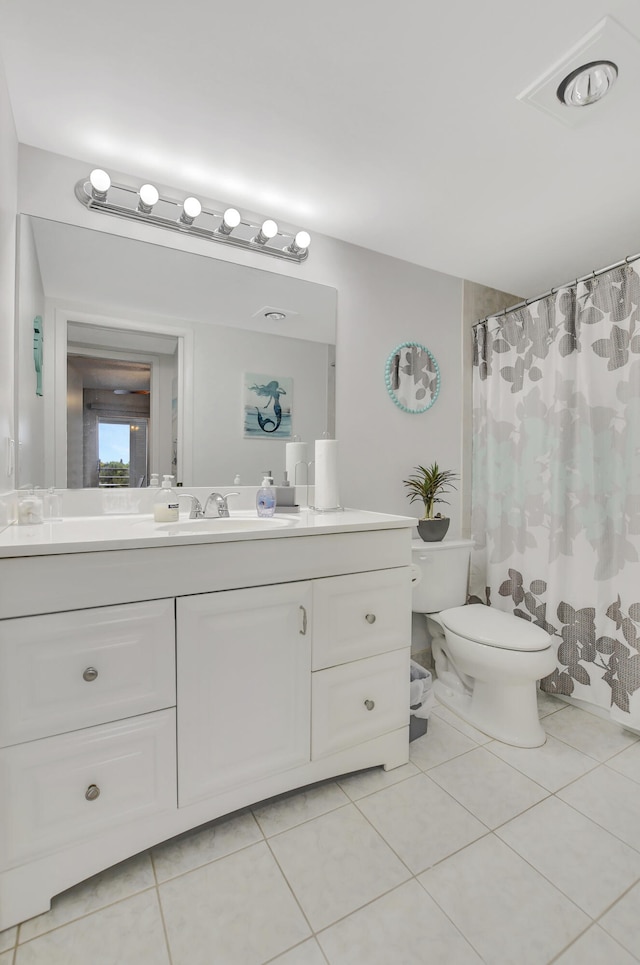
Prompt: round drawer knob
<box><xmin>364</xmin><ymin>699</ymin><xmax>375</xmax><ymax>711</ymax></box>
<box><xmin>83</xmin><ymin>667</ymin><xmax>98</xmax><ymax>682</ymax></box>
<box><xmin>365</xmin><ymin>613</ymin><xmax>376</xmax><ymax>624</ymax></box>
<box><xmin>85</xmin><ymin>784</ymin><xmax>100</xmax><ymax>801</ymax></box>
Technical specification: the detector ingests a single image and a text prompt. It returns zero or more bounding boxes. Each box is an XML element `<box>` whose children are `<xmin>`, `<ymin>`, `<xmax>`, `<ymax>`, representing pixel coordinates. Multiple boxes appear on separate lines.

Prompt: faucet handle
<box><xmin>203</xmin><ymin>491</ymin><xmax>238</xmax><ymax>518</ymax></box>
<box><xmin>177</xmin><ymin>493</ymin><xmax>204</xmax><ymax>519</ymax></box>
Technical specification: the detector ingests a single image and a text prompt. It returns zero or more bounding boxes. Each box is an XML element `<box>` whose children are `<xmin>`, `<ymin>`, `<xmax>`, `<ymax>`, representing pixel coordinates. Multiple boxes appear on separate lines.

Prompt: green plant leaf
<box><xmin>402</xmin><ymin>462</ymin><xmax>458</xmax><ymax>519</ymax></box>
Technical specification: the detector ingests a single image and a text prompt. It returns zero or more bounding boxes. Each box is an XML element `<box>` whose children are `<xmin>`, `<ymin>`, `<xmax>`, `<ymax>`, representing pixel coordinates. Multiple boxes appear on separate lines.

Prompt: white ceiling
<box><xmin>2</xmin><ymin>0</ymin><xmax>640</xmax><ymax>298</ymax></box>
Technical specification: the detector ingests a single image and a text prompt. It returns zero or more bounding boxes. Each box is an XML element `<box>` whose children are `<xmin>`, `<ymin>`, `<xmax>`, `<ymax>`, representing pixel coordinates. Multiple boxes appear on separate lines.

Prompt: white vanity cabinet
<box><xmin>0</xmin><ymin>518</ymin><xmax>413</xmax><ymax>931</ymax></box>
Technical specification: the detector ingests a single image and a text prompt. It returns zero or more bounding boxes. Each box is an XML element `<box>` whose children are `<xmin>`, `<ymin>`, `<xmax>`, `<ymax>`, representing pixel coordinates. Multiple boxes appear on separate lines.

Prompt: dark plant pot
<box><xmin>417</xmin><ymin>517</ymin><xmax>450</xmax><ymax>542</ymax></box>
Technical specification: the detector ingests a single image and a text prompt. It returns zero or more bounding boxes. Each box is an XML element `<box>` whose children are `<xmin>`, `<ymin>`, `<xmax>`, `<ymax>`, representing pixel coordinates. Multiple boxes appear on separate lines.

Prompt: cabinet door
<box><xmin>177</xmin><ymin>582</ymin><xmax>312</xmax><ymax>806</ymax></box>
<box><xmin>312</xmin><ymin>568</ymin><xmax>411</xmax><ymax>670</ymax></box>
<box><xmin>312</xmin><ymin>649</ymin><xmax>409</xmax><ymax>759</ymax></box>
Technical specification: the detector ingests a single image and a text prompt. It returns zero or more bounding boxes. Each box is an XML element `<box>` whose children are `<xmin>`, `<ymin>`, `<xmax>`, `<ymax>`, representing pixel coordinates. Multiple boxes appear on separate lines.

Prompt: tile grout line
<box><xmin>252</xmin><ymin>795</ymin><xmax>352</xmax><ymax>840</ymax></box>
<box><xmin>348</xmin><ymin>789</ymin><xmax>494</xmax><ymax>962</ymax></box>
<box><xmin>592</xmin><ymin>876</ymin><xmax>640</xmax><ymax>926</ymax></box>
<box><xmin>553</xmin><ymin>770</ymin><xmax>640</xmax><ymax>855</ymax></box>
<box><xmin>261</xmin><ymin>936</ymin><xmax>330</xmax><ymax>965</ymax></box>
<box><xmin>150</xmin><ymin>850</ymin><xmax>175</xmax><ymax>965</ymax></box>
<box><xmin>149</xmin><ymin>836</ymin><xmax>267</xmax><ymax>887</ymax></box>
<box><xmin>260</xmin><ymin>800</ymin><xmax>481</xmax><ymax>960</ymax></box>
<box><xmin>545</xmin><ymin>920</ymin><xmax>598</xmax><ymax>964</ymax></box>
<box><xmin>261</xmin><ymin>834</ymin><xmax>318</xmax><ymax>942</ymax></box>
<box><xmin>336</xmin><ymin>768</ymin><xmax>421</xmax><ymax>803</ymax></box>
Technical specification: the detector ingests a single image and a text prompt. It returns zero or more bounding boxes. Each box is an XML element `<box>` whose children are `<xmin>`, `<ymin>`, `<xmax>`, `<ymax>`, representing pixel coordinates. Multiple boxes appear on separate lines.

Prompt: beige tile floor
<box><xmin>2</xmin><ymin>695</ymin><xmax>640</xmax><ymax>964</ymax></box>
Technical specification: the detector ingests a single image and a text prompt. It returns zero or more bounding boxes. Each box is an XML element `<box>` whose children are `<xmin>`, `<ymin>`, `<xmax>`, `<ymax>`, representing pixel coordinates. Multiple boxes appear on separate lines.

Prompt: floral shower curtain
<box><xmin>471</xmin><ymin>264</ymin><xmax>640</xmax><ymax>729</ymax></box>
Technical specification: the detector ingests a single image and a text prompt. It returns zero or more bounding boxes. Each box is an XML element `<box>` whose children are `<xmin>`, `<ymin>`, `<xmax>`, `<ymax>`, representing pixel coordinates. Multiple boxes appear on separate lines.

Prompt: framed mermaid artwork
<box><xmin>243</xmin><ymin>373</ymin><xmax>293</xmax><ymax>438</ymax></box>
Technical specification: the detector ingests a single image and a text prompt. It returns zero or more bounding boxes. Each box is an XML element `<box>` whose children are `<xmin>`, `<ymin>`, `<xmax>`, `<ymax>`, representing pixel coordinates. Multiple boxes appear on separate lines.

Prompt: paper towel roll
<box><xmin>286</xmin><ymin>442</ymin><xmax>308</xmax><ymax>485</ymax></box>
<box><xmin>314</xmin><ymin>439</ymin><xmax>340</xmax><ymax>510</ymax></box>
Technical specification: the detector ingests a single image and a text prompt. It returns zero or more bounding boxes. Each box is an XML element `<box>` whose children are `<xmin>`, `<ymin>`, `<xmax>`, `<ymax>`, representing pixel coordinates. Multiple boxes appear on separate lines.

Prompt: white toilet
<box><xmin>411</xmin><ymin>539</ymin><xmax>556</xmax><ymax>747</ymax></box>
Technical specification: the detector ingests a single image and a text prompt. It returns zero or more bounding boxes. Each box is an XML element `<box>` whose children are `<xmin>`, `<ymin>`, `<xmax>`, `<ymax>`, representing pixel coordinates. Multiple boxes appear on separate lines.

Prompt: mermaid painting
<box><xmin>244</xmin><ymin>374</ymin><xmax>293</xmax><ymax>438</ymax></box>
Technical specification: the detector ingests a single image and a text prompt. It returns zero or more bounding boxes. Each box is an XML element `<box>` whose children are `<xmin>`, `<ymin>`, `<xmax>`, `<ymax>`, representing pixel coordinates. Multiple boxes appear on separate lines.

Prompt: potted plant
<box><xmin>403</xmin><ymin>462</ymin><xmax>459</xmax><ymax>541</ymax></box>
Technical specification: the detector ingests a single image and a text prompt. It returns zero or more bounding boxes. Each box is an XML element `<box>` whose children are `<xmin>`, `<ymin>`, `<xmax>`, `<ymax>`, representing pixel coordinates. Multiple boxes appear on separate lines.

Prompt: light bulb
<box><xmin>223</xmin><ymin>207</ymin><xmax>241</xmax><ymax>229</ymax></box>
<box><xmin>138</xmin><ymin>183</ymin><xmax>159</xmax><ymax>213</ymax></box>
<box><xmin>285</xmin><ymin>229</ymin><xmax>311</xmax><ymax>256</ymax></box>
<box><xmin>139</xmin><ymin>183</ymin><xmax>159</xmax><ymax>206</ymax></box>
<box><xmin>557</xmin><ymin>60</ymin><xmax>618</xmax><ymax>107</ymax></box>
<box><xmin>89</xmin><ymin>168</ymin><xmax>110</xmax><ymax>200</ymax></box>
<box><xmin>217</xmin><ymin>207</ymin><xmax>241</xmax><ymax>236</ymax></box>
<box><xmin>253</xmin><ymin>219</ymin><xmax>279</xmax><ymax>245</ymax></box>
<box><xmin>183</xmin><ymin>197</ymin><xmax>202</xmax><ymax>220</ymax></box>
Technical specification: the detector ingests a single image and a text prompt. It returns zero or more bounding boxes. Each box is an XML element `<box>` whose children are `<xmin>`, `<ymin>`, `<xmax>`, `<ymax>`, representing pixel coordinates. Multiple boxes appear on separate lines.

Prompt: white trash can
<box><xmin>409</xmin><ymin>660</ymin><xmax>434</xmax><ymax>742</ymax></box>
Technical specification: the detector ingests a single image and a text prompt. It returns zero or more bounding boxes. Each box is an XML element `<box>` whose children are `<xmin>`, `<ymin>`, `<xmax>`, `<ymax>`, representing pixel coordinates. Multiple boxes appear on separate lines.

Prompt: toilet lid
<box><xmin>438</xmin><ymin>605</ymin><xmax>552</xmax><ymax>652</ymax></box>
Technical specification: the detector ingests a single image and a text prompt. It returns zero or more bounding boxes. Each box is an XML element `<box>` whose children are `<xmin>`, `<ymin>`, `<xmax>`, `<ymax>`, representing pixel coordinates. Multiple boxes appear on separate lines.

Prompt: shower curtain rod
<box><xmin>474</xmin><ymin>248</ymin><xmax>640</xmax><ymax>329</ymax></box>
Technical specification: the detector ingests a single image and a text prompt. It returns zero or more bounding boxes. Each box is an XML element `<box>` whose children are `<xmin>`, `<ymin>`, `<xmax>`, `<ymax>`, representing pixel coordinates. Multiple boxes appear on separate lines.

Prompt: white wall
<box><xmin>15</xmin><ymin>216</ymin><xmax>45</xmax><ymax>486</ymax></box>
<box><xmin>17</xmin><ymin>147</ymin><xmax>465</xmax><ymax>529</ymax></box>
<box><xmin>0</xmin><ymin>57</ymin><xmax>18</xmax><ymax>494</ymax></box>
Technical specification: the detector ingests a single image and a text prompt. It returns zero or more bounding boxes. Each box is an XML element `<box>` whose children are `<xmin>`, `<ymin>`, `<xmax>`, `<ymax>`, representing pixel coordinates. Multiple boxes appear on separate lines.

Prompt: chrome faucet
<box><xmin>177</xmin><ymin>493</ymin><xmax>205</xmax><ymax>519</ymax></box>
<box><xmin>204</xmin><ymin>491</ymin><xmax>240</xmax><ymax>518</ymax></box>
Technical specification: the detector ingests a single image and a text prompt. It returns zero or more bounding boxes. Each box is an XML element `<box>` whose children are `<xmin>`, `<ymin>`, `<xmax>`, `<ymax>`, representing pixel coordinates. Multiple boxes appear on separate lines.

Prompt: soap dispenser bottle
<box><xmin>256</xmin><ymin>471</ymin><xmax>276</xmax><ymax>517</ymax></box>
<box><xmin>153</xmin><ymin>475</ymin><xmax>179</xmax><ymax>522</ymax></box>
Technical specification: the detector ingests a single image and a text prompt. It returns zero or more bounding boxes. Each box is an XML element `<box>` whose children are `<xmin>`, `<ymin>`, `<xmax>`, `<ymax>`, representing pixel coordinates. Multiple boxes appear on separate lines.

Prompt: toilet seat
<box><xmin>438</xmin><ymin>605</ymin><xmax>552</xmax><ymax>652</ymax></box>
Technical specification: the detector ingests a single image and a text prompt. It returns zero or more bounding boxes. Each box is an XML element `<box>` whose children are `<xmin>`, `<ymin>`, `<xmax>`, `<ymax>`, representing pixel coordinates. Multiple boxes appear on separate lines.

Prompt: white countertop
<box><xmin>0</xmin><ymin>509</ymin><xmax>416</xmax><ymax>558</ymax></box>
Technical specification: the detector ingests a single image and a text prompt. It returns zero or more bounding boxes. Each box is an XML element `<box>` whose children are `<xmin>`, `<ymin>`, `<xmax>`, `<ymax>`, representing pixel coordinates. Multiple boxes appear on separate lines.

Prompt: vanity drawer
<box><xmin>311</xmin><ymin>649</ymin><xmax>409</xmax><ymax>759</ymax></box>
<box><xmin>0</xmin><ymin>599</ymin><xmax>176</xmax><ymax>747</ymax></box>
<box><xmin>312</xmin><ymin>568</ymin><xmax>411</xmax><ymax>670</ymax></box>
<box><xmin>0</xmin><ymin>709</ymin><xmax>176</xmax><ymax>868</ymax></box>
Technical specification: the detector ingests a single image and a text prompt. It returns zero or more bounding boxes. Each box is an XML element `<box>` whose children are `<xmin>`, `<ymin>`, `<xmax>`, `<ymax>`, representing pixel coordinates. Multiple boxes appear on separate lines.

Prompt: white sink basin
<box><xmin>150</xmin><ymin>515</ymin><xmax>295</xmax><ymax>535</ymax></box>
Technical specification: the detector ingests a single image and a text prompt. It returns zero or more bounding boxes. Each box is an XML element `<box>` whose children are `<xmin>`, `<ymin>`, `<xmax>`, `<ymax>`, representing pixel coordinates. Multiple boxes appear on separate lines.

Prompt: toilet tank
<box><xmin>411</xmin><ymin>538</ymin><xmax>474</xmax><ymax>613</ymax></box>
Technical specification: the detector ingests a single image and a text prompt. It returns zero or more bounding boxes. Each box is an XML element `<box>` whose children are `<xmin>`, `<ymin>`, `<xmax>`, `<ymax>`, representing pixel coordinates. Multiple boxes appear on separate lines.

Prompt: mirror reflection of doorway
<box><xmin>67</xmin><ymin>355</ymin><xmax>151</xmax><ymax>487</ymax></box>
<box><xmin>63</xmin><ymin>321</ymin><xmax>180</xmax><ymax>489</ymax></box>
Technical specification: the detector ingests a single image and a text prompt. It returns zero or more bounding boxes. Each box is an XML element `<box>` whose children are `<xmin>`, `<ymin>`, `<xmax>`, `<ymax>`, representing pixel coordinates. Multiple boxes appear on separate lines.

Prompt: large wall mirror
<box><xmin>15</xmin><ymin>216</ymin><xmax>337</xmax><ymax>488</ymax></box>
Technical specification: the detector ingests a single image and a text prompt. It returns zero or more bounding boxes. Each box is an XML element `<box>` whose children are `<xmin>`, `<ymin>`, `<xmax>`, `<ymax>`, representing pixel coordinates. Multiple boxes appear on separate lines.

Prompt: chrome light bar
<box><xmin>75</xmin><ymin>171</ymin><xmax>311</xmax><ymax>263</ymax></box>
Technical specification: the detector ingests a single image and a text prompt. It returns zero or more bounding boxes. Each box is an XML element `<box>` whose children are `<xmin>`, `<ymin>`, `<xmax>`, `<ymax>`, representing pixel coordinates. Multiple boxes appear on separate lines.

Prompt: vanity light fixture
<box><xmin>557</xmin><ymin>60</ymin><xmax>618</xmax><ymax>106</ymax></box>
<box><xmin>75</xmin><ymin>171</ymin><xmax>311</xmax><ymax>263</ymax></box>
